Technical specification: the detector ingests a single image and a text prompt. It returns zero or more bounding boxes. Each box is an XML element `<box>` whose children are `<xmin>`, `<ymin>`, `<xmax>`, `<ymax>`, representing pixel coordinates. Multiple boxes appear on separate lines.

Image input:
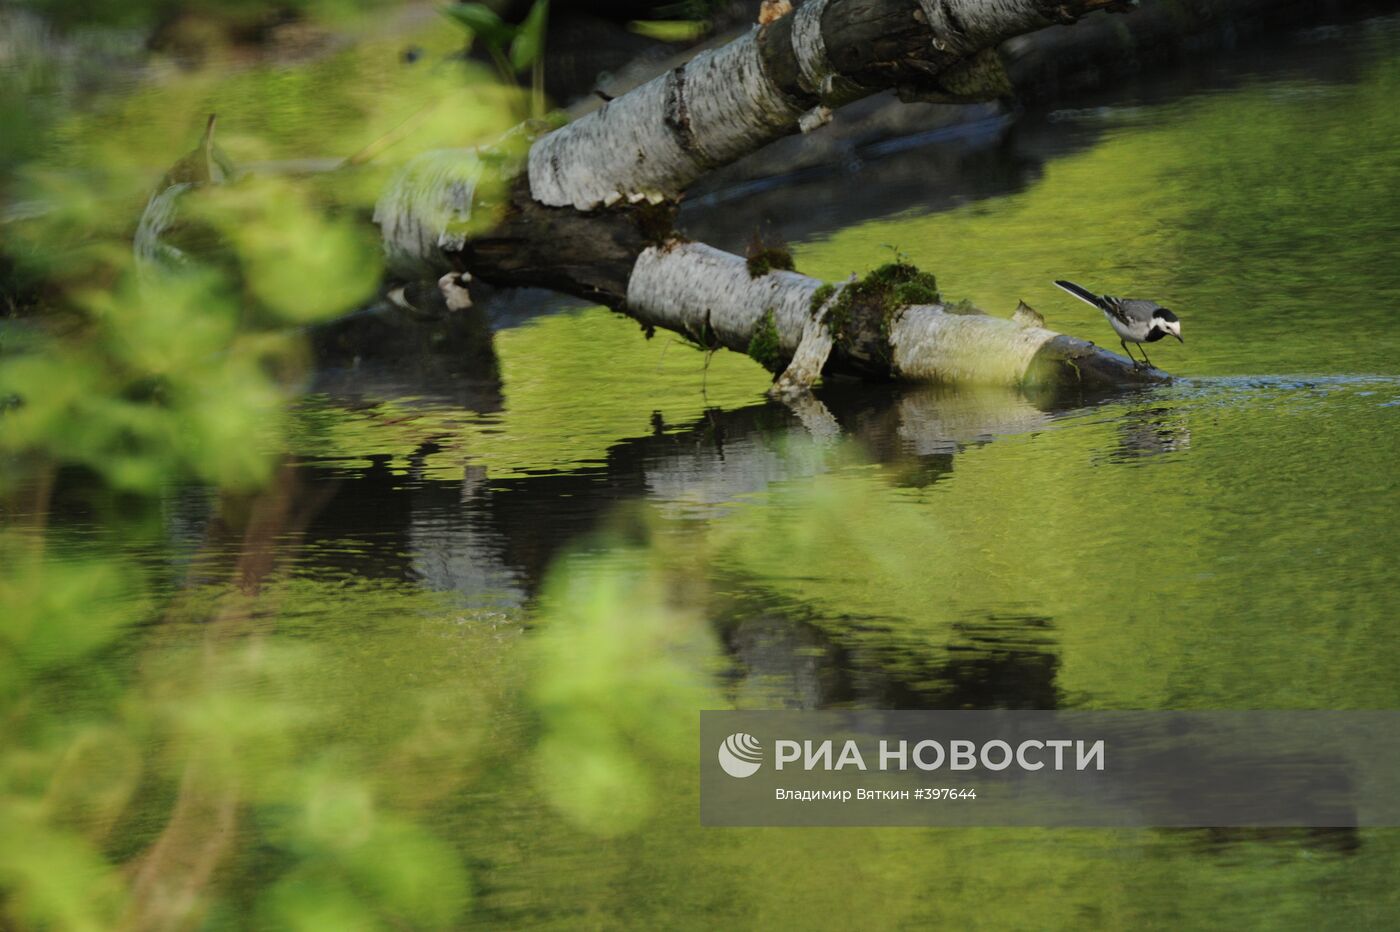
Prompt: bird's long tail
<box><xmin>1054</xmin><ymin>280</ymin><xmax>1107</xmax><ymax>311</ymax></box>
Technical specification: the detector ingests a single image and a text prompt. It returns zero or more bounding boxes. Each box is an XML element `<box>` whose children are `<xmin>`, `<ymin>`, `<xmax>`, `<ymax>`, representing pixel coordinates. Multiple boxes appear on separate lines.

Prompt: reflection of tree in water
<box><xmin>721</xmin><ymin>590</ymin><xmax>1062</xmax><ymax>712</ymax></box>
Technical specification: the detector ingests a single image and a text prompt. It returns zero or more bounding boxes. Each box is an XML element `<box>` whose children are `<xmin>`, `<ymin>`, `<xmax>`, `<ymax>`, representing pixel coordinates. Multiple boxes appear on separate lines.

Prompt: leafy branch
<box><xmin>443</xmin><ymin>1</ymin><xmax>550</xmax><ymax>118</ymax></box>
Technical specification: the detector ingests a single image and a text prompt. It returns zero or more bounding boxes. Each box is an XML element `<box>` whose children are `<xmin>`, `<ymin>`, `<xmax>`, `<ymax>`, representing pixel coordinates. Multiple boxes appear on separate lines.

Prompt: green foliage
<box><xmin>746</xmin><ymin>253</ymin><xmax>794</xmax><ymax>284</ymax></box>
<box><xmin>880</xmin><ymin>242</ymin><xmax>911</xmax><ymax>265</ymax></box>
<box><xmin>745</xmin><ymin>307</ymin><xmax>783</xmax><ymax>372</ymax></box>
<box><xmin>442</xmin><ymin>0</ymin><xmax>550</xmax><ymax>117</ymax></box>
<box><xmin>746</xmin><ymin>230</ymin><xmax>795</xmax><ymax>278</ymax></box>
<box><xmin>510</xmin><ymin>0</ymin><xmax>550</xmax><ymax>73</ymax></box>
<box><xmin>874</xmin><ymin>261</ymin><xmax>941</xmax><ymax>306</ymax></box>
<box><xmin>443</xmin><ymin>0</ymin><xmax>550</xmax><ymax>74</ymax></box>
<box><xmin>0</xmin><ymin>6</ymin><xmax>524</xmax><ymax>928</ymax></box>
<box><xmin>191</xmin><ymin>177</ymin><xmax>383</xmax><ymax>322</ymax></box>
<box><xmin>745</xmin><ymin>248</ymin><xmax>793</xmax><ymax>278</ymax></box>
<box><xmin>530</xmin><ymin>542</ymin><xmax>720</xmax><ymax>836</ymax></box>
<box><xmin>441</xmin><ymin>3</ymin><xmax>517</xmax><ymax>48</ymax></box>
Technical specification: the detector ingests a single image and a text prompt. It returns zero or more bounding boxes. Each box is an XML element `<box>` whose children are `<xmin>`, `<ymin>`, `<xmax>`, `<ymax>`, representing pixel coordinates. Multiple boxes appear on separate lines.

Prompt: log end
<box><xmin>1024</xmin><ymin>333</ymin><xmax>1172</xmax><ymax>392</ymax></box>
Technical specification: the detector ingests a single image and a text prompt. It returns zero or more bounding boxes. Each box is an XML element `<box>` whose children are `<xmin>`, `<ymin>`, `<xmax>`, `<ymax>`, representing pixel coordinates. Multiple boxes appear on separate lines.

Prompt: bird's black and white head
<box><xmin>1151</xmin><ymin>307</ymin><xmax>1183</xmax><ymax>343</ymax></box>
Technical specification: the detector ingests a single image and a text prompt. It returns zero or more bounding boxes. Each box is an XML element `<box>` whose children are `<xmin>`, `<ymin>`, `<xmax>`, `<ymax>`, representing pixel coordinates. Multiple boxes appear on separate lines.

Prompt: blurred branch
<box><xmin>121</xmin><ymin>462</ymin><xmax>336</xmax><ymax>930</ymax></box>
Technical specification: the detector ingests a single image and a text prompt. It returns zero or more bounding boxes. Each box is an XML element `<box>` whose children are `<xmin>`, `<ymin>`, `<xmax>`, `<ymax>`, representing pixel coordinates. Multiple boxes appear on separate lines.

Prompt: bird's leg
<box><xmin>1139</xmin><ymin>345</ymin><xmax>1154</xmax><ymax>369</ymax></box>
<box><xmin>1120</xmin><ymin>339</ymin><xmax>1141</xmax><ymax>368</ymax></box>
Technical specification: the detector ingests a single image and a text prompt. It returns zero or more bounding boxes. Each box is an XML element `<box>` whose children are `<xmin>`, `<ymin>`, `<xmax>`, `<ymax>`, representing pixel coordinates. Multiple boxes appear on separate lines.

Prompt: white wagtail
<box><xmin>1053</xmin><ymin>280</ymin><xmax>1183</xmax><ymax>369</ymax></box>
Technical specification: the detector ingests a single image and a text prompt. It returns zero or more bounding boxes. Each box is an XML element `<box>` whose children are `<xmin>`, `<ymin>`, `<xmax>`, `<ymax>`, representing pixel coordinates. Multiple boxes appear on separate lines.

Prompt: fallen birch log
<box><xmin>368</xmin><ymin>0</ymin><xmax>1170</xmax><ymax>391</ymax></box>
<box><xmin>626</xmin><ymin>242</ymin><xmax>1155</xmax><ymax>390</ymax></box>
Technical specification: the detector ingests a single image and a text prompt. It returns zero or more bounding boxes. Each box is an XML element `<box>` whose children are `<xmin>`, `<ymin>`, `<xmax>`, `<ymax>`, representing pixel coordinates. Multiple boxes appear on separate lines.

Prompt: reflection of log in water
<box><xmin>723</xmin><ymin>599</ymin><xmax>1063</xmax><ymax>711</ymax></box>
<box><xmin>285</xmin><ymin>376</ymin><xmax>1080</xmax><ymax>621</ymax></box>
<box><xmin>278</xmin><ymin>313</ymin><xmax>1094</xmax><ymax>708</ymax></box>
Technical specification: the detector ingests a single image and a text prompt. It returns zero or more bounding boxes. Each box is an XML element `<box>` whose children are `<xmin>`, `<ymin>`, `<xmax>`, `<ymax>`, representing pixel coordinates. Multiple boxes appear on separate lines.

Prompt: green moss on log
<box><xmin>824</xmin><ymin>262</ymin><xmax>940</xmax><ymax>344</ymax></box>
<box><xmin>746</xmin><ymin>307</ymin><xmax>783</xmax><ymax>372</ymax></box>
<box><xmin>746</xmin><ymin>231</ymin><xmax>795</xmax><ymax>278</ymax></box>
<box><xmin>746</xmin><ymin>247</ymin><xmax>796</xmax><ymax>278</ymax></box>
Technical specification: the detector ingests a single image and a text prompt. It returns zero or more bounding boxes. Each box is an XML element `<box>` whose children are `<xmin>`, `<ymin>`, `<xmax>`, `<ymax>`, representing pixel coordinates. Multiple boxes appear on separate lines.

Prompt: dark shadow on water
<box><xmin>720</xmin><ymin>587</ymin><xmax>1062</xmax><ymax>711</ymax></box>
<box><xmin>1188</xmin><ymin>826</ymin><xmax>1362</xmax><ymax>857</ymax></box>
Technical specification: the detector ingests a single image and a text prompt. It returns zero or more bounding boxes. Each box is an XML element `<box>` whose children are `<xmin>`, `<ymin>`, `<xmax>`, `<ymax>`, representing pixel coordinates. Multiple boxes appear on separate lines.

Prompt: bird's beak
<box><xmin>1175</xmin><ymin>333</ymin><xmax>1184</xmax><ymax>343</ymax></box>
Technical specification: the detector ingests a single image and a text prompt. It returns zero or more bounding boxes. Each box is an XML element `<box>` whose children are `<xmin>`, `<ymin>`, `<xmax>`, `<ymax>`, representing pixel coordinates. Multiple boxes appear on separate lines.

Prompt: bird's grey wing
<box><xmin>1101</xmin><ymin>296</ymin><xmax>1133</xmax><ymax>325</ymax></box>
<box><xmin>1118</xmin><ymin>299</ymin><xmax>1163</xmax><ymax>324</ymax></box>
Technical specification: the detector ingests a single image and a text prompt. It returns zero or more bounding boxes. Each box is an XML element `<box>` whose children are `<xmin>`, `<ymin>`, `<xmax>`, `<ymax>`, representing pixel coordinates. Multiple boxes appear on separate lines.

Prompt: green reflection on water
<box><xmin>292</xmin><ymin>306</ymin><xmax>770</xmax><ymax>478</ymax></box>
<box><xmin>797</xmin><ymin>50</ymin><xmax>1400</xmax><ymax>378</ymax></box>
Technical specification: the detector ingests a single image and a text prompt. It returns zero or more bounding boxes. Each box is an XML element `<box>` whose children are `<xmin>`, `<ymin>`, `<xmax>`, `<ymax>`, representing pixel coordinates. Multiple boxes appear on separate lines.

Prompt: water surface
<box><xmin>22</xmin><ymin>11</ymin><xmax>1400</xmax><ymax>928</ymax></box>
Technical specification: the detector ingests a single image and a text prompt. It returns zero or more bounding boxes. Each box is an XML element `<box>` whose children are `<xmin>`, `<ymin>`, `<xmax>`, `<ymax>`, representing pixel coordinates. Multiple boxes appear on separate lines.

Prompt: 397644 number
<box><xmin>914</xmin><ymin>788</ymin><xmax>977</xmax><ymax>800</ymax></box>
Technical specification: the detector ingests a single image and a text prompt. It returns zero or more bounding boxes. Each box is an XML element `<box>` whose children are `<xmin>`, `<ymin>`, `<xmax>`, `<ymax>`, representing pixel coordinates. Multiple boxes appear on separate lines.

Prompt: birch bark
<box><xmin>626</xmin><ymin>243</ymin><xmax>1160</xmax><ymax>389</ymax></box>
<box><xmin>526</xmin><ymin>0</ymin><xmax>1128</xmax><ymax>208</ymax></box>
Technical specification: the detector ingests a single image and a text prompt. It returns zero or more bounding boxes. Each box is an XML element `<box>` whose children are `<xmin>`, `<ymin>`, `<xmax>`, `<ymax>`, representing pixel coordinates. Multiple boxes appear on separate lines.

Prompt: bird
<box><xmin>387</xmin><ymin>271</ymin><xmax>474</xmax><ymax>319</ymax></box>
<box><xmin>1053</xmin><ymin>280</ymin><xmax>1182</xmax><ymax>369</ymax></box>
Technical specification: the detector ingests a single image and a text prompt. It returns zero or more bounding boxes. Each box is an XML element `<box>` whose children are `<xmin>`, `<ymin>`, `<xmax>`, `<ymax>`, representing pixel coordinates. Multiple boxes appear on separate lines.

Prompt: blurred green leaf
<box><xmin>441</xmin><ymin>3</ymin><xmax>517</xmax><ymax>48</ymax></box>
<box><xmin>0</xmin><ymin>814</ymin><xmax>126</xmax><ymax>931</ymax></box>
<box><xmin>261</xmin><ymin>868</ymin><xmax>378</xmax><ymax>932</ymax></box>
<box><xmin>343</xmin><ymin>820</ymin><xmax>470</xmax><ymax>928</ymax></box>
<box><xmin>529</xmin><ymin>545</ymin><xmax>720</xmax><ymax>835</ymax></box>
<box><xmin>192</xmin><ymin>177</ymin><xmax>383</xmax><ymax>324</ymax></box>
<box><xmin>0</xmin><ymin>552</ymin><xmax>146</xmax><ymax>674</ymax></box>
<box><xmin>509</xmin><ymin>0</ymin><xmax>549</xmax><ymax>73</ymax></box>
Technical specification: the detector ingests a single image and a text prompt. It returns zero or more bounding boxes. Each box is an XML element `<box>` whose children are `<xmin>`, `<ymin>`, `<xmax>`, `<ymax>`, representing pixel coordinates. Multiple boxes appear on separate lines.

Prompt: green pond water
<box><xmin>7</xmin><ymin>10</ymin><xmax>1400</xmax><ymax>931</ymax></box>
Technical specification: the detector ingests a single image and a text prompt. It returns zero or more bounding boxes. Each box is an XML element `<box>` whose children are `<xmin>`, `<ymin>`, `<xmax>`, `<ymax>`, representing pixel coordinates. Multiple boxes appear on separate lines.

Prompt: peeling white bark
<box><xmin>528</xmin><ymin>0</ymin><xmax>895</xmax><ymax>209</ymax></box>
<box><xmin>528</xmin><ymin>77</ymin><xmax>697</xmax><ymax>209</ymax></box>
<box><xmin>529</xmin><ymin>30</ymin><xmax>808</xmax><ymax>209</ymax></box>
<box><xmin>684</xmin><ymin>31</ymin><xmax>806</xmax><ymax>165</ymax></box>
<box><xmin>771</xmin><ymin>310</ymin><xmax>836</xmax><ymax>398</ymax></box>
<box><xmin>791</xmin><ymin>0</ymin><xmax>834</xmax><ymax>93</ymax></box>
<box><xmin>916</xmin><ymin>0</ymin><xmax>1057</xmax><ymax>53</ymax></box>
<box><xmin>627</xmin><ymin>242</ymin><xmax>819</xmax><ymax>351</ymax></box>
<box><xmin>889</xmin><ymin>307</ymin><xmax>1056</xmax><ymax>385</ymax></box>
<box><xmin>790</xmin><ymin>0</ymin><xmax>863</xmax><ymax>102</ymax></box>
